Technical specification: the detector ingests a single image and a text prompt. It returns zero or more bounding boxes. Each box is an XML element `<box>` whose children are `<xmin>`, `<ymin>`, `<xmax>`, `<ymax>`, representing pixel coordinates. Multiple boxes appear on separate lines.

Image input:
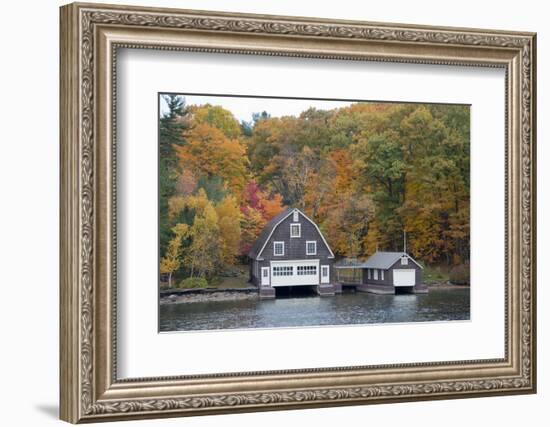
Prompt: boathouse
<box><xmin>335</xmin><ymin>251</ymin><xmax>427</xmax><ymax>294</ymax></box>
<box><xmin>248</xmin><ymin>208</ymin><xmax>337</xmax><ymax>298</ymax></box>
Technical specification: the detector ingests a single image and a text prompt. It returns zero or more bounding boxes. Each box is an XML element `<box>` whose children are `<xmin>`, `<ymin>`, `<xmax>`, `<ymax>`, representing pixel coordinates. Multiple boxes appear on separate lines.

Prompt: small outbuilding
<box><xmin>358</xmin><ymin>251</ymin><xmax>426</xmax><ymax>294</ymax></box>
<box><xmin>335</xmin><ymin>251</ymin><xmax>427</xmax><ymax>294</ymax></box>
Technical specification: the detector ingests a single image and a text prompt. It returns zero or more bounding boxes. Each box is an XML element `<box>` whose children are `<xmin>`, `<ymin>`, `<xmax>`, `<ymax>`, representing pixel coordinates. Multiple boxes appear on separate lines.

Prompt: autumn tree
<box><xmin>240</xmin><ymin>181</ymin><xmax>285</xmax><ymax>255</ymax></box>
<box><xmin>245</xmin><ymin>101</ymin><xmax>469</xmax><ymax>265</ymax></box>
<box><xmin>353</xmin><ymin>130</ymin><xmax>406</xmax><ymax>250</ymax></box>
<box><xmin>397</xmin><ymin>106</ymin><xmax>470</xmax><ymax>264</ymax></box>
<box><xmin>183</xmin><ymin>189</ymin><xmax>221</xmax><ymax>278</ymax></box>
<box><xmin>303</xmin><ymin>149</ymin><xmax>358</xmax><ymax>221</ymax></box>
<box><xmin>216</xmin><ymin>196</ymin><xmax>242</xmax><ymax>266</ymax></box>
<box><xmin>303</xmin><ymin>149</ymin><xmax>373</xmax><ymax>257</ymax></box>
<box><xmin>190</xmin><ymin>104</ymin><xmax>242</xmax><ymax>138</ymax></box>
<box><xmin>322</xmin><ymin>195</ymin><xmax>373</xmax><ymax>257</ymax></box>
<box><xmin>240</xmin><ymin>206</ymin><xmax>266</xmax><ymax>256</ymax></box>
<box><xmin>159</xmin><ymin>95</ymin><xmax>189</xmax><ymax>255</ymax></box>
<box><xmin>159</xmin><ymin>96</ymin><xmax>471</xmax><ymax>281</ymax></box>
<box><xmin>160</xmin><ymin>223</ymin><xmax>189</xmax><ymax>288</ymax></box>
<box><xmin>175</xmin><ymin>123</ymin><xmax>249</xmax><ymax>194</ymax></box>
<box><xmin>165</xmin><ymin>188</ymin><xmax>257</xmax><ymax>277</ymax></box>
<box><xmin>246</xmin><ymin>116</ymin><xmax>291</xmax><ymax>186</ymax></box>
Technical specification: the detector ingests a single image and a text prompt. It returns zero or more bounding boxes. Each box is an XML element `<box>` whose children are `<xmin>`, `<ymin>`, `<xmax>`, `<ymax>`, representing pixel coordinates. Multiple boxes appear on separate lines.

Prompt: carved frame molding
<box><xmin>60</xmin><ymin>2</ymin><xmax>536</xmax><ymax>423</ymax></box>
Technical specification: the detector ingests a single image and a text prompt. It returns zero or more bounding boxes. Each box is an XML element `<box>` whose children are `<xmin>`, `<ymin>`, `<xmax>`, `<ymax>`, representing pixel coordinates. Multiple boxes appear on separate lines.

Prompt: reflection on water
<box><xmin>159</xmin><ymin>288</ymin><xmax>470</xmax><ymax>332</ymax></box>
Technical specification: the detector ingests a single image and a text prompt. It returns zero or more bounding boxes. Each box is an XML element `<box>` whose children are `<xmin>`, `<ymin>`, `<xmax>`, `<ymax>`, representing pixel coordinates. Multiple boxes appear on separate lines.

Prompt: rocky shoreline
<box><xmin>160</xmin><ymin>290</ymin><xmax>258</xmax><ymax>305</ymax></box>
<box><xmin>426</xmin><ymin>282</ymin><xmax>470</xmax><ymax>289</ymax></box>
<box><xmin>160</xmin><ymin>282</ymin><xmax>469</xmax><ymax>305</ymax></box>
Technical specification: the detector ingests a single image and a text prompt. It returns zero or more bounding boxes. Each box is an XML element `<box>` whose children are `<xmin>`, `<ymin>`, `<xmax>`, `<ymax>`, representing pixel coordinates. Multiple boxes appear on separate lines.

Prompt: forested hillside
<box><xmin>159</xmin><ymin>95</ymin><xmax>470</xmax><ymax>287</ymax></box>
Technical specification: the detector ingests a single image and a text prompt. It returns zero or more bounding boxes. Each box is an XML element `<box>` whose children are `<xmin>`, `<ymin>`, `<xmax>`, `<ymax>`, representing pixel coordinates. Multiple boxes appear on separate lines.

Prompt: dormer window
<box><xmin>290</xmin><ymin>223</ymin><xmax>301</xmax><ymax>238</ymax></box>
<box><xmin>293</xmin><ymin>210</ymin><xmax>299</xmax><ymax>222</ymax></box>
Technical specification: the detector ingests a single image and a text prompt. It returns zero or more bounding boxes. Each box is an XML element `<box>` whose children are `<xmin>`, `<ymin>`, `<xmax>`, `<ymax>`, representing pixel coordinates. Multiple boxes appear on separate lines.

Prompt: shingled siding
<box><xmin>362</xmin><ymin>268</ymin><xmax>393</xmax><ymax>286</ymax></box>
<box><xmin>249</xmin><ymin>260</ymin><xmax>259</xmax><ymax>286</ymax></box>
<box><xmin>250</xmin><ymin>211</ymin><xmax>334</xmax><ymax>285</ymax></box>
<box><xmin>260</xmin><ymin>213</ymin><xmax>332</xmax><ymax>260</ymax></box>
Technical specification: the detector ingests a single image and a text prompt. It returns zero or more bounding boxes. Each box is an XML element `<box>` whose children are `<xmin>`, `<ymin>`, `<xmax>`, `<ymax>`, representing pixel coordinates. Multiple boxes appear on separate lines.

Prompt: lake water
<box><xmin>159</xmin><ymin>287</ymin><xmax>470</xmax><ymax>332</ymax></box>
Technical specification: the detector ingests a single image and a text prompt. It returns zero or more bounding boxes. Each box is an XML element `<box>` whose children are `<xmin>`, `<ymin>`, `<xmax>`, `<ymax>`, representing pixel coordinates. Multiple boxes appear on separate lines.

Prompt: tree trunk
<box><xmin>168</xmin><ymin>272</ymin><xmax>173</xmax><ymax>288</ymax></box>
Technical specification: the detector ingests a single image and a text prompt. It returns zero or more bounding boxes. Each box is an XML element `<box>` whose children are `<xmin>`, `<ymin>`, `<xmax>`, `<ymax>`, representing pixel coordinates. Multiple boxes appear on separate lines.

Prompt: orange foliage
<box><xmin>239</xmin><ymin>181</ymin><xmax>285</xmax><ymax>255</ymax></box>
<box><xmin>261</xmin><ymin>193</ymin><xmax>285</xmax><ymax>221</ymax></box>
<box><xmin>175</xmin><ymin>123</ymin><xmax>249</xmax><ymax>194</ymax></box>
<box><xmin>176</xmin><ymin>169</ymin><xmax>197</xmax><ymax>196</ymax></box>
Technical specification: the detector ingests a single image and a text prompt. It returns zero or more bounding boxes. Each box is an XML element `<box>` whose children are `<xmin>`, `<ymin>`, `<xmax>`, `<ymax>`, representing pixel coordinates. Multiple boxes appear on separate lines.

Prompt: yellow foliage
<box><xmin>160</xmin><ymin>223</ymin><xmax>189</xmax><ymax>287</ymax></box>
<box><xmin>190</xmin><ymin>104</ymin><xmax>241</xmax><ymax>138</ymax></box>
<box><xmin>184</xmin><ymin>193</ymin><xmax>220</xmax><ymax>277</ymax></box>
<box><xmin>176</xmin><ymin>123</ymin><xmax>249</xmax><ymax>194</ymax></box>
<box><xmin>215</xmin><ymin>196</ymin><xmax>242</xmax><ymax>265</ymax></box>
<box><xmin>168</xmin><ymin>196</ymin><xmax>186</xmax><ymax>220</ymax></box>
<box><xmin>176</xmin><ymin>169</ymin><xmax>197</xmax><ymax>195</ymax></box>
<box><xmin>240</xmin><ymin>206</ymin><xmax>267</xmax><ymax>255</ymax></box>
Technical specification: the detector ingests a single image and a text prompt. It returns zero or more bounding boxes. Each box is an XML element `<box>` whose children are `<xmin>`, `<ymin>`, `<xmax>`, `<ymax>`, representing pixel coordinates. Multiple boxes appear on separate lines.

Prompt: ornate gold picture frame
<box><xmin>60</xmin><ymin>2</ymin><xmax>536</xmax><ymax>423</ymax></box>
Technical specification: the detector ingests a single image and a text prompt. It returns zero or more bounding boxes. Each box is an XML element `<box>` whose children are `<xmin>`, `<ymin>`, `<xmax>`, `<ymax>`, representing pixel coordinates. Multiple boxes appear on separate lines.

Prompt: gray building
<box><xmin>356</xmin><ymin>251</ymin><xmax>425</xmax><ymax>294</ymax></box>
<box><xmin>248</xmin><ymin>208</ymin><xmax>336</xmax><ymax>297</ymax></box>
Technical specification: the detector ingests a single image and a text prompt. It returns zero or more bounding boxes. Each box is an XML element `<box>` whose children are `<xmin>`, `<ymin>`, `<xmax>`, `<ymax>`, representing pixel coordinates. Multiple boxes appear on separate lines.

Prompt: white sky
<box><xmin>159</xmin><ymin>94</ymin><xmax>356</xmax><ymax>123</ymax></box>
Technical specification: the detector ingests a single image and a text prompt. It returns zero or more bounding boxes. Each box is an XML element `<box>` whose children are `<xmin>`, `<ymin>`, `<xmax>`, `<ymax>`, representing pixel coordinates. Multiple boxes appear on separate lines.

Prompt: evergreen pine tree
<box><xmin>159</xmin><ymin>95</ymin><xmax>189</xmax><ymax>257</ymax></box>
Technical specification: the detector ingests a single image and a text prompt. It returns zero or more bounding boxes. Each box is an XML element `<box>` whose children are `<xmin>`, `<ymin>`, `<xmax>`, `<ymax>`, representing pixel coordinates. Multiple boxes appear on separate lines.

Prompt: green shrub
<box><xmin>423</xmin><ymin>265</ymin><xmax>450</xmax><ymax>284</ymax></box>
<box><xmin>179</xmin><ymin>277</ymin><xmax>208</xmax><ymax>289</ymax></box>
<box><xmin>449</xmin><ymin>264</ymin><xmax>470</xmax><ymax>285</ymax></box>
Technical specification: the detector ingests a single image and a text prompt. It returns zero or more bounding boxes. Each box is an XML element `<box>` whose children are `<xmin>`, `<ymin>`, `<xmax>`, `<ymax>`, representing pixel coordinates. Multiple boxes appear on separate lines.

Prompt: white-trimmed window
<box><xmin>374</xmin><ymin>269</ymin><xmax>379</xmax><ymax>280</ymax></box>
<box><xmin>297</xmin><ymin>265</ymin><xmax>317</xmax><ymax>276</ymax></box>
<box><xmin>293</xmin><ymin>210</ymin><xmax>299</xmax><ymax>222</ymax></box>
<box><xmin>321</xmin><ymin>266</ymin><xmax>329</xmax><ymax>278</ymax></box>
<box><xmin>401</xmin><ymin>256</ymin><xmax>408</xmax><ymax>265</ymax></box>
<box><xmin>367</xmin><ymin>269</ymin><xmax>371</xmax><ymax>280</ymax></box>
<box><xmin>306</xmin><ymin>240</ymin><xmax>317</xmax><ymax>255</ymax></box>
<box><xmin>381</xmin><ymin>270</ymin><xmax>385</xmax><ymax>280</ymax></box>
<box><xmin>290</xmin><ymin>223</ymin><xmax>301</xmax><ymax>238</ymax></box>
<box><xmin>273</xmin><ymin>241</ymin><xmax>284</xmax><ymax>256</ymax></box>
<box><xmin>273</xmin><ymin>266</ymin><xmax>293</xmax><ymax>276</ymax></box>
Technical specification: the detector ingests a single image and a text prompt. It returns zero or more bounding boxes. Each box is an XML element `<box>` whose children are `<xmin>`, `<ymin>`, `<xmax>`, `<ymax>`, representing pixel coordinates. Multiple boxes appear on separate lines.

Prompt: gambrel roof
<box><xmin>248</xmin><ymin>208</ymin><xmax>293</xmax><ymax>259</ymax></box>
<box><xmin>248</xmin><ymin>208</ymin><xmax>335</xmax><ymax>260</ymax></box>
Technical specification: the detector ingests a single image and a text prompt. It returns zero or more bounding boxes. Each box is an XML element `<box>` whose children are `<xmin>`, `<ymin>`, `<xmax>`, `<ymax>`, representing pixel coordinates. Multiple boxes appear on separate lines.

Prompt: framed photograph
<box><xmin>60</xmin><ymin>2</ymin><xmax>537</xmax><ymax>423</ymax></box>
